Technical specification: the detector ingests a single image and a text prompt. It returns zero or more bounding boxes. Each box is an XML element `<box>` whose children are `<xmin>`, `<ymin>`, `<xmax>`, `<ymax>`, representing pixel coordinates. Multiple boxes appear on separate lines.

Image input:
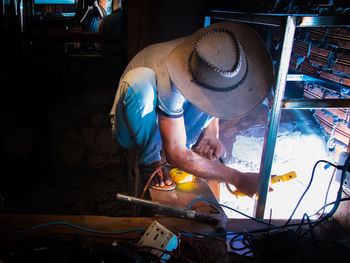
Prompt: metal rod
<box><xmin>116</xmin><ymin>193</ymin><xmax>218</xmax><ymax>225</ymax></box>
<box><xmin>254</xmin><ymin>16</ymin><xmax>297</xmax><ymax>219</ymax></box>
<box><xmin>297</xmin><ymin>16</ymin><xmax>350</xmax><ymax>27</ymax></box>
<box><xmin>206</xmin><ymin>11</ymin><xmax>350</xmax><ymax>28</ymax></box>
<box><xmin>207</xmin><ymin>11</ymin><xmax>283</xmax><ymax>27</ymax></box>
<box><xmin>283</xmin><ymin>99</ymin><xmax>350</xmax><ymax>109</ymax></box>
<box><xmin>287</xmin><ymin>73</ymin><xmax>348</xmax><ymax>94</ymax></box>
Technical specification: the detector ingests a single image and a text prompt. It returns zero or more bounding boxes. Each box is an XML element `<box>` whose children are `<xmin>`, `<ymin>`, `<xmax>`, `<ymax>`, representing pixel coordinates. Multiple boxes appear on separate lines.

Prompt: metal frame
<box><xmin>204</xmin><ymin>11</ymin><xmax>350</xmax><ymax>218</ymax></box>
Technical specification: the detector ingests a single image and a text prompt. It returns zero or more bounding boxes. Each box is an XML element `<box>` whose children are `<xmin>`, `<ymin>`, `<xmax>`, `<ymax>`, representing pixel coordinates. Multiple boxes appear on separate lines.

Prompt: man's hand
<box><xmin>193</xmin><ymin>136</ymin><xmax>225</xmax><ymax>161</ymax></box>
<box><xmin>230</xmin><ymin>171</ymin><xmax>260</xmax><ymax>197</ymax></box>
<box><xmin>228</xmin><ymin>171</ymin><xmax>274</xmax><ymax>197</ymax></box>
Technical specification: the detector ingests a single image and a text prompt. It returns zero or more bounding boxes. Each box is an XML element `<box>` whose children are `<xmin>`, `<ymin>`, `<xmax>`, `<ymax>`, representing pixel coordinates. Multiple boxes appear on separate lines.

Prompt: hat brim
<box><xmin>167</xmin><ymin>21</ymin><xmax>274</xmax><ymax>120</ymax></box>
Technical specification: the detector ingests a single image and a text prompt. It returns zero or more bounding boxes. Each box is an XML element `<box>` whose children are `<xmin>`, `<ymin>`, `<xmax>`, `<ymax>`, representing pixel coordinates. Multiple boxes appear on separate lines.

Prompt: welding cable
<box><xmin>284</xmin><ymin>160</ymin><xmax>337</xmax><ymax>227</ymax></box>
<box><xmin>187</xmin><ymin>197</ymin><xmax>277</xmax><ymax>227</ymax></box>
<box><xmin>293</xmin><ymin>213</ymin><xmax>310</xmax><ymax>239</ymax></box>
<box><xmin>235</xmin><ymin>198</ymin><xmax>350</xmax><ymax>245</ymax></box>
<box><xmin>320</xmin><ymin>165</ymin><xmax>338</xmax><ymax>218</ymax></box>
<box><xmin>293</xmin><ymin>213</ymin><xmax>317</xmax><ymax>246</ymax></box>
<box><xmin>229</xmin><ymin>233</ymin><xmax>250</xmax><ymax>252</ymax></box>
<box><xmin>0</xmin><ymin>222</ymin><xmax>146</xmax><ymax>235</ymax></box>
<box><xmin>0</xmin><ymin>221</ymin><xmax>241</xmax><ymax>238</ymax></box>
<box><xmin>297</xmin><ymin>154</ymin><xmax>350</xmax><ymax>240</ymax></box>
<box><xmin>312</xmin><ymin>197</ymin><xmax>350</xmax><ymax>218</ymax></box>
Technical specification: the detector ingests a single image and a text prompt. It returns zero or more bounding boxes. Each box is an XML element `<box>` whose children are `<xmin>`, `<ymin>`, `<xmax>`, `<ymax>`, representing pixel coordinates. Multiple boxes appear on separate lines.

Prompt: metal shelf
<box><xmin>204</xmin><ymin>12</ymin><xmax>350</xmax><ymax>218</ymax></box>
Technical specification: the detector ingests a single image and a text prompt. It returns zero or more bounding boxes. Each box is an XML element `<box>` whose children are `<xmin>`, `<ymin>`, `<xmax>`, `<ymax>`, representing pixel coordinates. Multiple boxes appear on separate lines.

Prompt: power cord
<box><xmin>0</xmin><ymin>222</ymin><xmax>146</xmax><ymax>235</ymax></box>
<box><xmin>297</xmin><ymin>153</ymin><xmax>350</xmax><ymax>239</ymax></box>
<box><xmin>284</xmin><ymin>160</ymin><xmax>338</xmax><ymax>226</ymax></box>
<box><xmin>227</xmin><ymin>155</ymin><xmax>350</xmax><ymax>260</ymax></box>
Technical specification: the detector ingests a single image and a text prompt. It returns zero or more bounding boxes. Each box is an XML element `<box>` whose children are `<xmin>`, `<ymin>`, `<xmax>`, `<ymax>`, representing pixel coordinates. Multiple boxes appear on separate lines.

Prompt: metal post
<box><xmin>254</xmin><ymin>16</ymin><xmax>297</xmax><ymax>218</ymax></box>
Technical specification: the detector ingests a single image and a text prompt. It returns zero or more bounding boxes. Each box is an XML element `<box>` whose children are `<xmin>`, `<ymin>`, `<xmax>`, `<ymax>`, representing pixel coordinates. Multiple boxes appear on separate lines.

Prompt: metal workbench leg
<box><xmin>254</xmin><ymin>16</ymin><xmax>297</xmax><ymax>218</ymax></box>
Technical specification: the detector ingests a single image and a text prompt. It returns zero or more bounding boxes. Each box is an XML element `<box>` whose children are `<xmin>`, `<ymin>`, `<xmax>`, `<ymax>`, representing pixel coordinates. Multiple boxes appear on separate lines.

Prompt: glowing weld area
<box><xmin>219</xmin><ymin>107</ymin><xmax>344</xmax><ymax>220</ymax></box>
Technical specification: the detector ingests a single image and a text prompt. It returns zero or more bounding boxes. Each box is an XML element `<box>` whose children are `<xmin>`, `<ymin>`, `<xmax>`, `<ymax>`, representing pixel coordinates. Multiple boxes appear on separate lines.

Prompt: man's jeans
<box><xmin>112</xmin><ymin>68</ymin><xmax>162</xmax><ymax>165</ymax></box>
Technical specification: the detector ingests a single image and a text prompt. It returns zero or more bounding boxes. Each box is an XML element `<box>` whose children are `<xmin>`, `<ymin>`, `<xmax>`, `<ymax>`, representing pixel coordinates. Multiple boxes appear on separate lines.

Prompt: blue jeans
<box><xmin>112</xmin><ymin>68</ymin><xmax>162</xmax><ymax>165</ymax></box>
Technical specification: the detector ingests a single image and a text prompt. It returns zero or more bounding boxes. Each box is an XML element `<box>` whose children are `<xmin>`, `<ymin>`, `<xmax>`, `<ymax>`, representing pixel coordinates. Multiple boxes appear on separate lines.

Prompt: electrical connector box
<box><xmin>137</xmin><ymin>221</ymin><xmax>178</xmax><ymax>261</ymax></box>
<box><xmin>335</xmin><ymin>152</ymin><xmax>350</xmax><ymax>192</ymax></box>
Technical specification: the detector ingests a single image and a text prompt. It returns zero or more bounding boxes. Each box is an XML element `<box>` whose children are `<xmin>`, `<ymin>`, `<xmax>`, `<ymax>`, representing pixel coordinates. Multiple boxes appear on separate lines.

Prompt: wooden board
<box><xmin>0</xmin><ymin>214</ymin><xmax>217</xmax><ymax>245</ymax></box>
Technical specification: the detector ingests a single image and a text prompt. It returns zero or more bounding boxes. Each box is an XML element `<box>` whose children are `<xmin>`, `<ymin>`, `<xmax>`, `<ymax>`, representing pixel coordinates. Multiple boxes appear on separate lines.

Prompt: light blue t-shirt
<box><xmin>157</xmin><ymin>80</ymin><xmax>214</xmax><ymax>148</ymax></box>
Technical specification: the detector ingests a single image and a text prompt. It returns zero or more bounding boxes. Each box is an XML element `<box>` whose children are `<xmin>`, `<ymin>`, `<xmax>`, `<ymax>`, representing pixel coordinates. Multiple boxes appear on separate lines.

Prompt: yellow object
<box><xmin>270</xmin><ymin>171</ymin><xmax>297</xmax><ymax>184</ymax></box>
<box><xmin>170</xmin><ymin>168</ymin><xmax>194</xmax><ymax>184</ymax></box>
<box><xmin>229</xmin><ymin>171</ymin><xmax>297</xmax><ymax>199</ymax></box>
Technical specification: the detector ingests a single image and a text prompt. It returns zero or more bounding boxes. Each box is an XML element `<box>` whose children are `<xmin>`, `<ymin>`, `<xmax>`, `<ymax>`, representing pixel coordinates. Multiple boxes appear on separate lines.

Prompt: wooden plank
<box><xmin>1</xmin><ymin>214</ymin><xmax>348</xmax><ymax>262</ymax></box>
<box><xmin>1</xmin><ymin>214</ymin><xmax>346</xmax><ymax>241</ymax></box>
<box><xmin>315</xmin><ymin>110</ymin><xmax>350</xmax><ymax>146</ymax></box>
<box><xmin>0</xmin><ymin>215</ymin><xmax>217</xmax><ymax>244</ymax></box>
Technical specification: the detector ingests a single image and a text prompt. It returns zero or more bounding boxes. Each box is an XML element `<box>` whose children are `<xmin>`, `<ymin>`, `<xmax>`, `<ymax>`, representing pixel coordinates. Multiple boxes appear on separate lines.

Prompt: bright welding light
<box><xmin>220</xmin><ymin>110</ymin><xmax>336</xmax><ymax>219</ymax></box>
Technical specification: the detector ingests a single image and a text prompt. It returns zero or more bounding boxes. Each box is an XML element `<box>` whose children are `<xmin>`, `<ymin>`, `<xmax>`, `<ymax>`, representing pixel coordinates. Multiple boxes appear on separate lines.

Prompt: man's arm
<box><xmin>204</xmin><ymin>117</ymin><xmax>219</xmax><ymax>139</ymax></box>
<box><xmin>193</xmin><ymin>118</ymin><xmax>225</xmax><ymax>160</ymax></box>
<box><xmin>158</xmin><ymin>114</ymin><xmax>259</xmax><ymax>197</ymax></box>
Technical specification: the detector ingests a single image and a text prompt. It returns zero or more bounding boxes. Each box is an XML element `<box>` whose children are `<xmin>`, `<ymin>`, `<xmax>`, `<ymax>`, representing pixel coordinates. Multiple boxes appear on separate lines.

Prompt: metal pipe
<box><xmin>297</xmin><ymin>16</ymin><xmax>350</xmax><ymax>27</ymax></box>
<box><xmin>283</xmin><ymin>99</ymin><xmax>350</xmax><ymax>109</ymax></box>
<box><xmin>254</xmin><ymin>16</ymin><xmax>297</xmax><ymax>219</ymax></box>
<box><xmin>287</xmin><ymin>73</ymin><xmax>347</xmax><ymax>94</ymax></box>
<box><xmin>207</xmin><ymin>11</ymin><xmax>282</xmax><ymax>27</ymax></box>
<box><xmin>116</xmin><ymin>193</ymin><xmax>218</xmax><ymax>225</ymax></box>
<box><xmin>206</xmin><ymin>11</ymin><xmax>350</xmax><ymax>28</ymax></box>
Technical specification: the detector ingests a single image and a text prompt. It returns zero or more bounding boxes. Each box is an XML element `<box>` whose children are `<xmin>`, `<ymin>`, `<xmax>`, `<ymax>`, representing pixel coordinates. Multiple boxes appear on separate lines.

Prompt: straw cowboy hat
<box><xmin>167</xmin><ymin>21</ymin><xmax>274</xmax><ymax>120</ymax></box>
<box><xmin>112</xmin><ymin>21</ymin><xmax>273</xmax><ymax>120</ymax></box>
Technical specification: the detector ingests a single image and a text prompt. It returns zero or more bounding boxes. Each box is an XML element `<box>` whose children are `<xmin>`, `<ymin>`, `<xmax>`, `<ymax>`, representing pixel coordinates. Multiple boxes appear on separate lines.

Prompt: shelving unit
<box><xmin>204</xmin><ymin>11</ymin><xmax>350</xmax><ymax>218</ymax></box>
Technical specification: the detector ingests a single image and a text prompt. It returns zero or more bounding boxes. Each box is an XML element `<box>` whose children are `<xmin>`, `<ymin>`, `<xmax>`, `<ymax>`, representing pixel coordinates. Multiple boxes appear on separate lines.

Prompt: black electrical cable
<box><xmin>320</xmin><ymin>166</ymin><xmax>337</xmax><ymax>218</ymax></box>
<box><xmin>298</xmin><ymin>153</ymin><xmax>350</xmax><ymax>239</ymax></box>
<box><xmin>292</xmin><ymin>213</ymin><xmax>316</xmax><ymax>244</ymax></box>
<box><xmin>228</xmin><ymin>157</ymin><xmax>350</xmax><ymax>261</ymax></box>
<box><xmin>228</xmin><ymin>197</ymin><xmax>350</xmax><ymax>261</ymax></box>
<box><xmin>230</xmin><ymin>233</ymin><xmax>248</xmax><ymax>251</ymax></box>
<box><xmin>312</xmin><ymin>197</ymin><xmax>350</xmax><ymax>217</ymax></box>
<box><xmin>284</xmin><ymin>160</ymin><xmax>338</xmax><ymax>226</ymax></box>
<box><xmin>0</xmin><ymin>222</ymin><xmax>146</xmax><ymax>234</ymax></box>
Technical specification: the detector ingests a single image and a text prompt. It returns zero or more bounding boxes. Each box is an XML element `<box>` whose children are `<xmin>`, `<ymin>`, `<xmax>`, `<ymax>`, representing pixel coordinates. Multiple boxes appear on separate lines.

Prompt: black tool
<box><xmin>116</xmin><ymin>193</ymin><xmax>218</xmax><ymax>225</ymax></box>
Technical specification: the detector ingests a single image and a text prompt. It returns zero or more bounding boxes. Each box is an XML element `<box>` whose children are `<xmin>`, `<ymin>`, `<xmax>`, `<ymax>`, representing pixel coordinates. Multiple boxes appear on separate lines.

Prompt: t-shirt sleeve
<box><xmin>157</xmin><ymin>84</ymin><xmax>186</xmax><ymax>118</ymax></box>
